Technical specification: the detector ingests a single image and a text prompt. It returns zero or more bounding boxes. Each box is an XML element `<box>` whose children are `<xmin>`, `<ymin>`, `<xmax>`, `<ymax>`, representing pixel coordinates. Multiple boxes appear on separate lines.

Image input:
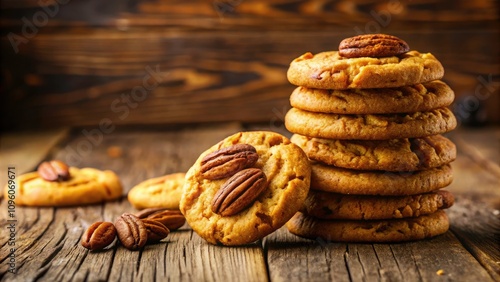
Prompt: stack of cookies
<box><xmin>284</xmin><ymin>34</ymin><xmax>457</xmax><ymax>242</ymax></box>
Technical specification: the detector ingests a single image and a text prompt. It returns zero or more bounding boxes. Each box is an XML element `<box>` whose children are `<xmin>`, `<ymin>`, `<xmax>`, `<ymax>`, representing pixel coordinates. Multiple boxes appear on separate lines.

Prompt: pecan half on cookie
<box><xmin>339</xmin><ymin>34</ymin><xmax>410</xmax><ymax>58</ymax></box>
<box><xmin>200</xmin><ymin>144</ymin><xmax>259</xmax><ymax>180</ymax></box>
<box><xmin>211</xmin><ymin>168</ymin><xmax>268</xmax><ymax>217</ymax></box>
<box><xmin>38</xmin><ymin>160</ymin><xmax>70</xmax><ymax>181</ymax></box>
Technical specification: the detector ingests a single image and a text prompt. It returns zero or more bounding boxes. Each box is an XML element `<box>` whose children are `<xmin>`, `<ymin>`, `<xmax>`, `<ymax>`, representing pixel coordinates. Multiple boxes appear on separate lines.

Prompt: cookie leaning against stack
<box><xmin>284</xmin><ymin>34</ymin><xmax>457</xmax><ymax>243</ymax></box>
<box><xmin>180</xmin><ymin>131</ymin><xmax>311</xmax><ymax>246</ymax></box>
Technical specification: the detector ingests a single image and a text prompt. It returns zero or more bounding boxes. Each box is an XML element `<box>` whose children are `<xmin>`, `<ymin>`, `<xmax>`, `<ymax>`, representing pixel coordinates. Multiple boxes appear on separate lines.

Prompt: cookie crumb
<box><xmin>107</xmin><ymin>146</ymin><xmax>123</xmax><ymax>158</ymax></box>
<box><xmin>436</xmin><ymin>269</ymin><xmax>445</xmax><ymax>276</ymax></box>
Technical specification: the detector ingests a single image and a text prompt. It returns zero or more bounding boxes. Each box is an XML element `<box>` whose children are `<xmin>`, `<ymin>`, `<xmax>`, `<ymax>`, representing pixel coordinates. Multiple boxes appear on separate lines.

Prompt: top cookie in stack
<box><xmin>285</xmin><ymin>34</ymin><xmax>456</xmax><ymax>140</ymax></box>
<box><xmin>284</xmin><ymin>34</ymin><xmax>458</xmax><ymax>243</ymax></box>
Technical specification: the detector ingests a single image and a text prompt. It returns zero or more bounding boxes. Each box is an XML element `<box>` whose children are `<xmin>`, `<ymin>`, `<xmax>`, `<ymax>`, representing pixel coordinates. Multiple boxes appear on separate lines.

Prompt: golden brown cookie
<box><xmin>302</xmin><ymin>190</ymin><xmax>454</xmax><ymax>220</ymax></box>
<box><xmin>287</xmin><ymin>51</ymin><xmax>444</xmax><ymax>89</ymax></box>
<box><xmin>285</xmin><ymin>107</ymin><xmax>457</xmax><ymax>140</ymax></box>
<box><xmin>291</xmin><ymin>134</ymin><xmax>456</xmax><ymax>171</ymax></box>
<box><xmin>290</xmin><ymin>81</ymin><xmax>454</xmax><ymax>114</ymax></box>
<box><xmin>6</xmin><ymin>167</ymin><xmax>122</xmax><ymax>206</ymax></box>
<box><xmin>286</xmin><ymin>210</ymin><xmax>449</xmax><ymax>243</ymax></box>
<box><xmin>180</xmin><ymin>131</ymin><xmax>311</xmax><ymax>246</ymax></box>
<box><xmin>128</xmin><ymin>173</ymin><xmax>186</xmax><ymax>210</ymax></box>
<box><xmin>310</xmin><ymin>162</ymin><xmax>453</xmax><ymax>195</ymax></box>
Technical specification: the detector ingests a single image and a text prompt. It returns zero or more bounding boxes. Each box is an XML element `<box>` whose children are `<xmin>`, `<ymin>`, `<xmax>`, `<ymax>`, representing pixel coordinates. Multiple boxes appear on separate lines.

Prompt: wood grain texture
<box><xmin>446</xmin><ymin>126</ymin><xmax>500</xmax><ymax>281</ymax></box>
<box><xmin>448</xmin><ymin>127</ymin><xmax>500</xmax><ymax>178</ymax></box>
<box><xmin>1</xmin><ymin>29</ymin><xmax>498</xmax><ymax>129</ymax></box>
<box><xmin>0</xmin><ymin>0</ymin><xmax>499</xmax><ymax>130</ymax></box>
<box><xmin>0</xmin><ymin>0</ymin><xmax>497</xmax><ymax>29</ymax></box>
<box><xmin>446</xmin><ymin>128</ymin><xmax>500</xmax><ymax>205</ymax></box>
<box><xmin>52</xmin><ymin>123</ymin><xmax>243</xmax><ymax>193</ymax></box>
<box><xmin>449</xmin><ymin>198</ymin><xmax>500</xmax><ymax>282</ymax></box>
<box><xmin>0</xmin><ymin>125</ymin><xmax>499</xmax><ymax>281</ymax></box>
<box><xmin>265</xmin><ymin>228</ymin><xmax>495</xmax><ymax>282</ymax></box>
<box><xmin>1</xmin><ymin>123</ymin><xmax>251</xmax><ymax>281</ymax></box>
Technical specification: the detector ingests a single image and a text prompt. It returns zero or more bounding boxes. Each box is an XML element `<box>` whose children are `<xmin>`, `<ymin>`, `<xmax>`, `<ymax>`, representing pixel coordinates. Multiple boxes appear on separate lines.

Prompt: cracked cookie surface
<box><xmin>286</xmin><ymin>210</ymin><xmax>449</xmax><ymax>242</ymax></box>
<box><xmin>6</xmin><ymin>167</ymin><xmax>123</xmax><ymax>206</ymax></box>
<box><xmin>128</xmin><ymin>172</ymin><xmax>185</xmax><ymax>210</ymax></box>
<box><xmin>292</xmin><ymin>134</ymin><xmax>456</xmax><ymax>171</ymax></box>
<box><xmin>287</xmin><ymin>51</ymin><xmax>444</xmax><ymax>89</ymax></box>
<box><xmin>302</xmin><ymin>190</ymin><xmax>454</xmax><ymax>220</ymax></box>
<box><xmin>290</xmin><ymin>81</ymin><xmax>454</xmax><ymax>114</ymax></box>
<box><xmin>310</xmin><ymin>162</ymin><xmax>453</xmax><ymax>195</ymax></box>
<box><xmin>285</xmin><ymin>108</ymin><xmax>456</xmax><ymax>140</ymax></box>
<box><xmin>180</xmin><ymin>131</ymin><xmax>311</xmax><ymax>246</ymax></box>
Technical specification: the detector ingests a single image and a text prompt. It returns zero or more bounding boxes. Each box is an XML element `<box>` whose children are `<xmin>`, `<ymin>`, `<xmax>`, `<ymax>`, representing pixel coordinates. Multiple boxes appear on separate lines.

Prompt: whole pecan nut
<box><xmin>38</xmin><ymin>160</ymin><xmax>71</xmax><ymax>181</ymax></box>
<box><xmin>211</xmin><ymin>168</ymin><xmax>267</xmax><ymax>217</ymax></box>
<box><xmin>200</xmin><ymin>144</ymin><xmax>259</xmax><ymax>180</ymax></box>
<box><xmin>81</xmin><ymin>221</ymin><xmax>117</xmax><ymax>251</ymax></box>
<box><xmin>142</xmin><ymin>219</ymin><xmax>170</xmax><ymax>242</ymax></box>
<box><xmin>339</xmin><ymin>34</ymin><xmax>410</xmax><ymax>58</ymax></box>
<box><xmin>115</xmin><ymin>213</ymin><xmax>147</xmax><ymax>251</ymax></box>
<box><xmin>135</xmin><ymin>207</ymin><xmax>167</xmax><ymax>218</ymax></box>
<box><xmin>136</xmin><ymin>208</ymin><xmax>186</xmax><ymax>231</ymax></box>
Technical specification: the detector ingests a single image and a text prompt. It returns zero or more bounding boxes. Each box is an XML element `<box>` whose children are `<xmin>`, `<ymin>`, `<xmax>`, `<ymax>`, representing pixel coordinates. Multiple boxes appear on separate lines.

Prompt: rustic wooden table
<box><xmin>0</xmin><ymin>123</ymin><xmax>499</xmax><ymax>282</ymax></box>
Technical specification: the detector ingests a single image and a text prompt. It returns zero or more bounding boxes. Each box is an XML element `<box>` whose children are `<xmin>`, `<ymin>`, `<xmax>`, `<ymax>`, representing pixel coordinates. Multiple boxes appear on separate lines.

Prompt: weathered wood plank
<box><xmin>0</xmin><ymin>1</ymin><xmax>498</xmax><ymax>131</ymax></box>
<box><xmin>448</xmin><ymin>198</ymin><xmax>500</xmax><ymax>282</ymax></box>
<box><xmin>264</xmin><ymin>228</ymin><xmax>350</xmax><ymax>282</ymax></box>
<box><xmin>448</xmin><ymin>127</ymin><xmax>500</xmax><ymax>177</ymax></box>
<box><xmin>2</xmin><ymin>123</ymin><xmax>273</xmax><ymax>282</ymax></box>
<box><xmin>266</xmin><ymin>127</ymin><xmax>500</xmax><ymax>281</ymax></box>
<box><xmin>0</xmin><ymin>206</ymin><xmax>56</xmax><ymax>279</ymax></box>
<box><xmin>265</xmin><ymin>227</ymin><xmax>495</xmax><ymax>282</ymax></box>
<box><xmin>446</xmin><ymin>126</ymin><xmax>500</xmax><ymax>281</ymax></box>
<box><xmin>445</xmin><ymin>128</ymin><xmax>500</xmax><ymax>203</ymax></box>
<box><xmin>0</xmin><ymin>0</ymin><xmax>497</xmax><ymax>29</ymax></box>
<box><xmin>1</xmin><ymin>28</ymin><xmax>498</xmax><ymax>130</ymax></box>
<box><xmin>1</xmin><ymin>125</ymin><xmax>499</xmax><ymax>282</ymax></box>
<box><xmin>161</xmin><ymin>230</ymin><xmax>267</xmax><ymax>282</ymax></box>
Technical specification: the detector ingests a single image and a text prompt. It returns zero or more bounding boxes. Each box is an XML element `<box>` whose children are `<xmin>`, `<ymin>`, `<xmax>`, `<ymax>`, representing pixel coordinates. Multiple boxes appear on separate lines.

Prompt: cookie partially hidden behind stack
<box><xmin>284</xmin><ymin>34</ymin><xmax>457</xmax><ymax>243</ymax></box>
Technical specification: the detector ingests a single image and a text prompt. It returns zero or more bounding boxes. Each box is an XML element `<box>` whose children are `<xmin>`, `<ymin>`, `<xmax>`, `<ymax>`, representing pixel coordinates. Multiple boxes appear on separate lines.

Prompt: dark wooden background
<box><xmin>1</xmin><ymin>0</ymin><xmax>499</xmax><ymax>131</ymax></box>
